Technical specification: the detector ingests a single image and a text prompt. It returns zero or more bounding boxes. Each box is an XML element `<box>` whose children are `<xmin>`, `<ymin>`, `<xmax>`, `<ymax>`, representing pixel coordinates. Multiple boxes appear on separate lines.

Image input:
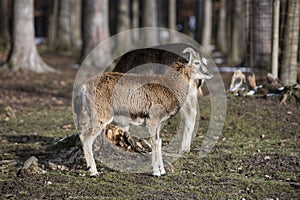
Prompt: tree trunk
<box><xmin>56</xmin><ymin>0</ymin><xmax>72</xmax><ymax>50</ymax></box>
<box><xmin>116</xmin><ymin>0</ymin><xmax>130</xmax><ymax>52</ymax></box>
<box><xmin>271</xmin><ymin>0</ymin><xmax>280</xmax><ymax>79</ymax></box>
<box><xmin>202</xmin><ymin>0</ymin><xmax>212</xmax><ymax>52</ymax></box>
<box><xmin>196</xmin><ymin>0</ymin><xmax>204</xmax><ymax>43</ymax></box>
<box><xmin>228</xmin><ymin>0</ymin><xmax>243</xmax><ymax>65</ymax></box>
<box><xmin>3</xmin><ymin>0</ymin><xmax>55</xmax><ymax>73</ymax></box>
<box><xmin>81</xmin><ymin>0</ymin><xmax>110</xmax><ymax>61</ymax></box>
<box><xmin>142</xmin><ymin>0</ymin><xmax>159</xmax><ymax>46</ymax></box>
<box><xmin>252</xmin><ymin>0</ymin><xmax>272</xmax><ymax>70</ymax></box>
<box><xmin>132</xmin><ymin>0</ymin><xmax>140</xmax><ymax>42</ymax></box>
<box><xmin>48</xmin><ymin>0</ymin><xmax>59</xmax><ymax>47</ymax></box>
<box><xmin>217</xmin><ymin>0</ymin><xmax>227</xmax><ymax>55</ymax></box>
<box><xmin>70</xmin><ymin>0</ymin><xmax>82</xmax><ymax>51</ymax></box>
<box><xmin>48</xmin><ymin>0</ymin><xmax>81</xmax><ymax>51</ymax></box>
<box><xmin>280</xmin><ymin>0</ymin><xmax>299</xmax><ymax>85</ymax></box>
<box><xmin>169</xmin><ymin>0</ymin><xmax>176</xmax><ymax>42</ymax></box>
<box><xmin>0</xmin><ymin>0</ymin><xmax>10</xmax><ymax>49</ymax></box>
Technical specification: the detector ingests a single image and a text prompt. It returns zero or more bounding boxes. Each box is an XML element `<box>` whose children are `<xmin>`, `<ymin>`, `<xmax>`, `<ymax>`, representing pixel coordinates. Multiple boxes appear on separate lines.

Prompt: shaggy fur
<box><xmin>74</xmin><ymin>48</ymin><xmax>213</xmax><ymax>176</ymax></box>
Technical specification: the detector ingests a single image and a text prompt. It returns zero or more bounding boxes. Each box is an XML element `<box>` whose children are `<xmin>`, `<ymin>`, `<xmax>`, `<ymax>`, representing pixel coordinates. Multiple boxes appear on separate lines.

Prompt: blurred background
<box><xmin>0</xmin><ymin>0</ymin><xmax>299</xmax><ymax>84</ymax></box>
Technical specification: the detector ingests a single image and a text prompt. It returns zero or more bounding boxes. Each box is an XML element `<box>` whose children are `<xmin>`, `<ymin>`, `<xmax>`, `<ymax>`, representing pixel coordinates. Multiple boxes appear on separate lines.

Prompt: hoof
<box><xmin>179</xmin><ymin>148</ymin><xmax>190</xmax><ymax>154</ymax></box>
<box><xmin>160</xmin><ymin>168</ymin><xmax>166</xmax><ymax>176</ymax></box>
<box><xmin>152</xmin><ymin>170</ymin><xmax>161</xmax><ymax>177</ymax></box>
<box><xmin>89</xmin><ymin>171</ymin><xmax>99</xmax><ymax>177</ymax></box>
<box><xmin>153</xmin><ymin>174</ymin><xmax>161</xmax><ymax>178</ymax></box>
<box><xmin>90</xmin><ymin>173</ymin><xmax>99</xmax><ymax>177</ymax></box>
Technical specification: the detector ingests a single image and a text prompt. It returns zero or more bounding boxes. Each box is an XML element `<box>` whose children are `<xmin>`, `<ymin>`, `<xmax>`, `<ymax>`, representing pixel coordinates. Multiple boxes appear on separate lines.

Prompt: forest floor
<box><xmin>0</xmin><ymin>52</ymin><xmax>299</xmax><ymax>199</ymax></box>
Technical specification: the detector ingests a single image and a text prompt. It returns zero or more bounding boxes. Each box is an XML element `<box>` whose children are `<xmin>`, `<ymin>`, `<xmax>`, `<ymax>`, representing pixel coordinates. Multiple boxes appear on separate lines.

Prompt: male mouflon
<box><xmin>74</xmin><ymin>47</ymin><xmax>213</xmax><ymax>176</ymax></box>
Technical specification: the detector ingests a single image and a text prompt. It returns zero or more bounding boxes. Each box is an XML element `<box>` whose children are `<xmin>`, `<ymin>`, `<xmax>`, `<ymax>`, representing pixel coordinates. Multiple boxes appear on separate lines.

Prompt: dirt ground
<box><xmin>0</xmin><ymin>52</ymin><xmax>299</xmax><ymax>199</ymax></box>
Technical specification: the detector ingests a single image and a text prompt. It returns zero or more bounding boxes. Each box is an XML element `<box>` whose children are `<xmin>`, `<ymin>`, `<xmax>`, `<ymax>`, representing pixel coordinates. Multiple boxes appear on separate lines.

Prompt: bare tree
<box><xmin>196</xmin><ymin>0</ymin><xmax>204</xmax><ymax>43</ymax></box>
<box><xmin>70</xmin><ymin>0</ymin><xmax>82</xmax><ymax>50</ymax></box>
<box><xmin>56</xmin><ymin>0</ymin><xmax>72</xmax><ymax>50</ymax></box>
<box><xmin>0</xmin><ymin>0</ymin><xmax>10</xmax><ymax>49</ymax></box>
<box><xmin>116</xmin><ymin>0</ymin><xmax>131</xmax><ymax>52</ymax></box>
<box><xmin>169</xmin><ymin>0</ymin><xmax>176</xmax><ymax>42</ymax></box>
<box><xmin>280</xmin><ymin>0</ymin><xmax>299</xmax><ymax>85</ymax></box>
<box><xmin>217</xmin><ymin>0</ymin><xmax>227</xmax><ymax>55</ymax></box>
<box><xmin>252</xmin><ymin>0</ymin><xmax>272</xmax><ymax>69</ymax></box>
<box><xmin>81</xmin><ymin>0</ymin><xmax>110</xmax><ymax>61</ymax></box>
<box><xmin>202</xmin><ymin>0</ymin><xmax>212</xmax><ymax>52</ymax></box>
<box><xmin>132</xmin><ymin>0</ymin><xmax>140</xmax><ymax>42</ymax></box>
<box><xmin>169</xmin><ymin>0</ymin><xmax>176</xmax><ymax>30</ymax></box>
<box><xmin>142</xmin><ymin>0</ymin><xmax>159</xmax><ymax>46</ymax></box>
<box><xmin>48</xmin><ymin>0</ymin><xmax>59</xmax><ymax>47</ymax></box>
<box><xmin>48</xmin><ymin>0</ymin><xmax>81</xmax><ymax>51</ymax></box>
<box><xmin>2</xmin><ymin>0</ymin><xmax>55</xmax><ymax>73</ymax></box>
<box><xmin>227</xmin><ymin>0</ymin><xmax>244</xmax><ymax>65</ymax></box>
<box><xmin>271</xmin><ymin>0</ymin><xmax>280</xmax><ymax>79</ymax></box>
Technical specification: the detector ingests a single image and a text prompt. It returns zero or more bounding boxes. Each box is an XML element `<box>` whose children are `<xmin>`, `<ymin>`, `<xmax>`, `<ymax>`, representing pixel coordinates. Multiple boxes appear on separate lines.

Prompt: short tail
<box><xmin>73</xmin><ymin>85</ymin><xmax>92</xmax><ymax>131</ymax></box>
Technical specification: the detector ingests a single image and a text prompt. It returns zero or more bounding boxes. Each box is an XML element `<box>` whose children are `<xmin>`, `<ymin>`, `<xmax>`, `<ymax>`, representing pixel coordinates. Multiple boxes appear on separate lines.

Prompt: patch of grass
<box><xmin>0</xmin><ymin>95</ymin><xmax>299</xmax><ymax>198</ymax></box>
<box><xmin>0</xmin><ymin>107</ymin><xmax>74</xmax><ymax>161</ymax></box>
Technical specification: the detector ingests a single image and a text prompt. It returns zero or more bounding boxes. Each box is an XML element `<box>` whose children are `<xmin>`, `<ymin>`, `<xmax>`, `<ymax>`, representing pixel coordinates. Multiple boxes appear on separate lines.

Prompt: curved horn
<box><xmin>183</xmin><ymin>47</ymin><xmax>199</xmax><ymax>66</ymax></box>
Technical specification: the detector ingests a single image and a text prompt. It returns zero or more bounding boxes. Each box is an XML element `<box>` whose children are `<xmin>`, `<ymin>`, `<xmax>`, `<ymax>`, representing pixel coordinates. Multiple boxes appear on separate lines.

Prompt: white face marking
<box><xmin>191</xmin><ymin>58</ymin><xmax>213</xmax><ymax>80</ymax></box>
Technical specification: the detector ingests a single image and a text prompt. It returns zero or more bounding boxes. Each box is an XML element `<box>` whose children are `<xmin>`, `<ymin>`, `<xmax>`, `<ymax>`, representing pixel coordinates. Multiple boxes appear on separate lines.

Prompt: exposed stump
<box><xmin>227</xmin><ymin>70</ymin><xmax>300</xmax><ymax>107</ymax></box>
<box><xmin>280</xmin><ymin>84</ymin><xmax>300</xmax><ymax>106</ymax></box>
<box><xmin>17</xmin><ymin>156</ymin><xmax>46</xmax><ymax>176</ymax></box>
<box><xmin>105</xmin><ymin>125</ymin><xmax>151</xmax><ymax>153</ymax></box>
